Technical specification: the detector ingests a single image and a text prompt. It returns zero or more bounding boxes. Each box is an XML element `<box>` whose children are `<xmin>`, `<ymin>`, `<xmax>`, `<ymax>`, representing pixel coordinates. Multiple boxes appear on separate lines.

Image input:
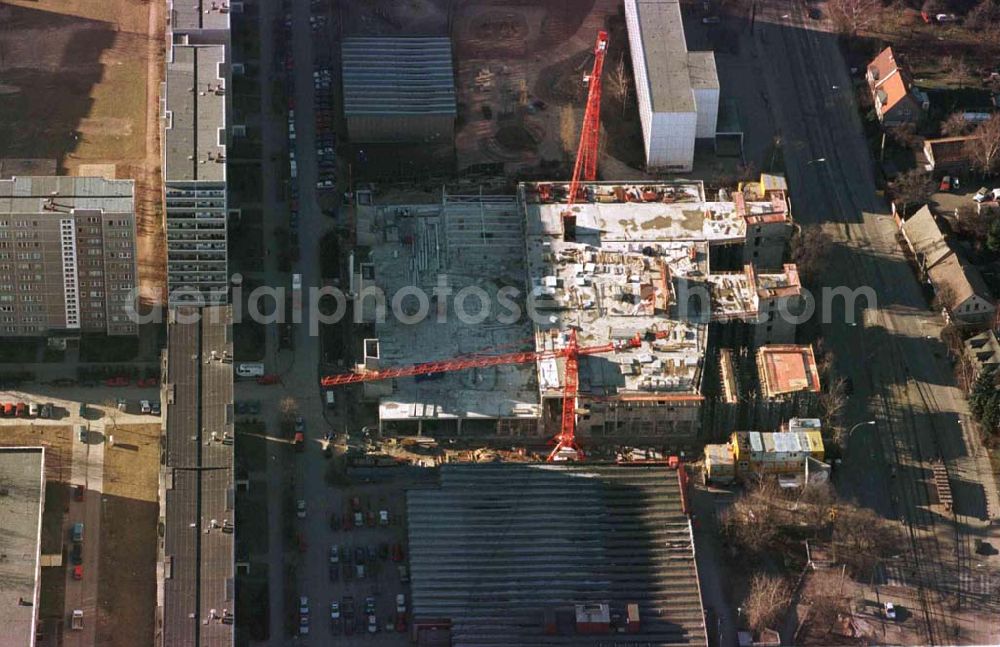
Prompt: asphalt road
<box><xmin>735</xmin><ymin>2</ymin><xmax>1000</xmax><ymax>642</ymax></box>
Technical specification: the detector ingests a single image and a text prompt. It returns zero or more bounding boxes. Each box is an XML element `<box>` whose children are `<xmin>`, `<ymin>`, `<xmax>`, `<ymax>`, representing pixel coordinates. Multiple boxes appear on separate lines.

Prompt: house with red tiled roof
<box><xmin>866</xmin><ymin>47</ymin><xmax>928</xmax><ymax>125</ymax></box>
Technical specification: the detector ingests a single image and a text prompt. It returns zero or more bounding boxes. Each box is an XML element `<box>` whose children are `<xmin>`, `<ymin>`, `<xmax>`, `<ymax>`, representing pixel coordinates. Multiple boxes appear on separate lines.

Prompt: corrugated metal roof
<box><xmin>341</xmin><ymin>38</ymin><xmax>456</xmax><ymax>116</ymax></box>
<box><xmin>407</xmin><ymin>464</ymin><xmax>707</xmax><ymax>646</ymax></box>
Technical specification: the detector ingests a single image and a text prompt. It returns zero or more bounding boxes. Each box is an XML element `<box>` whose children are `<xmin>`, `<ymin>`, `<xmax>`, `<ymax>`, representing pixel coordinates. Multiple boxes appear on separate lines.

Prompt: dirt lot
<box><xmin>0</xmin><ymin>0</ymin><xmax>166</xmax><ymax>304</ymax></box>
<box><xmin>0</xmin><ymin>420</ymin><xmax>161</xmax><ymax>647</ymax></box>
<box><xmin>95</xmin><ymin>423</ymin><xmax>160</xmax><ymax>647</ymax></box>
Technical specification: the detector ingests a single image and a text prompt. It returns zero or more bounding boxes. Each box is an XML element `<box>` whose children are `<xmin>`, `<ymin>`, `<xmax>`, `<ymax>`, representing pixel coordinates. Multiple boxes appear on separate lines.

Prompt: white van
<box><xmin>235</xmin><ymin>363</ymin><xmax>265</xmax><ymax>378</ymax></box>
<box><xmin>325</xmin><ymin>390</ymin><xmax>336</xmax><ymax>409</ymax></box>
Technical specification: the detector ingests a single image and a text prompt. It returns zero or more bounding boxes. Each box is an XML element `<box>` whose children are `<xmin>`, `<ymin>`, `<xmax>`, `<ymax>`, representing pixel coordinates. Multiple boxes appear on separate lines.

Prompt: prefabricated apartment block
<box><xmin>349</xmin><ymin>180</ymin><xmax>794</xmax><ymax>445</ymax></box>
<box><xmin>162</xmin><ymin>0</ymin><xmax>231</xmax><ymax>306</ymax></box>
<box><xmin>624</xmin><ymin>0</ymin><xmax>719</xmax><ymax>171</ymax></box>
<box><xmin>0</xmin><ymin>176</ymin><xmax>138</xmax><ymax>336</ymax></box>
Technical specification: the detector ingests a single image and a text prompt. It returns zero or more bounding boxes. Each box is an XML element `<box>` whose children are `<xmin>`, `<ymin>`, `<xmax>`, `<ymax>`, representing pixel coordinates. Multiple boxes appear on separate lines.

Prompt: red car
<box><xmin>15</xmin><ymin>402</ymin><xmax>26</xmax><ymax>417</ymax></box>
<box><xmin>395</xmin><ymin>612</ymin><xmax>407</xmax><ymax>633</ymax></box>
<box><xmin>257</xmin><ymin>374</ymin><xmax>280</xmax><ymax>385</ymax></box>
<box><xmin>72</xmin><ymin>565</ymin><xmax>83</xmax><ymax>580</ymax></box>
<box><xmin>74</xmin><ymin>485</ymin><xmax>85</xmax><ymax>502</ymax></box>
<box><xmin>104</xmin><ymin>376</ymin><xmax>129</xmax><ymax>387</ymax></box>
<box><xmin>1</xmin><ymin>403</ymin><xmax>13</xmax><ymax>417</ymax></box>
<box><xmin>391</xmin><ymin>542</ymin><xmax>404</xmax><ymax>562</ymax></box>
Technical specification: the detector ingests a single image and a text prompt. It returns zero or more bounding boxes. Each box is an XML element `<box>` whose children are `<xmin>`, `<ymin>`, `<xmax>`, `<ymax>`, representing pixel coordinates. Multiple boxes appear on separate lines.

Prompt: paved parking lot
<box><xmin>298</xmin><ymin>481</ymin><xmax>412</xmax><ymax>641</ymax></box>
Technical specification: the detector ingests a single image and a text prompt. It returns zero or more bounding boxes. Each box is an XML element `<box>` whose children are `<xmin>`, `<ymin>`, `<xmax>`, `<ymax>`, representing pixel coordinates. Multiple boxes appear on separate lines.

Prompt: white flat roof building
<box><xmin>625</xmin><ymin>0</ymin><xmax>720</xmax><ymax>171</ymax></box>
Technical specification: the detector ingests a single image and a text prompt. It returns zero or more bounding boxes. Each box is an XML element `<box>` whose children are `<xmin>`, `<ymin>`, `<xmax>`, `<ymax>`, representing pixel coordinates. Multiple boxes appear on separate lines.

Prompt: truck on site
<box><xmin>292</xmin><ymin>273</ymin><xmax>302</xmax><ymax>314</ymax></box>
<box><xmin>71</xmin><ymin>610</ymin><xmax>84</xmax><ymax>630</ymax></box>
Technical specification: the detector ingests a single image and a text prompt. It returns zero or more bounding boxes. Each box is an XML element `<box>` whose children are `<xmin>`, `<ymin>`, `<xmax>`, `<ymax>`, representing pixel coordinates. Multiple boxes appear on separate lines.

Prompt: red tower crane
<box><xmin>563</xmin><ymin>30</ymin><xmax>609</xmax><ymax>238</ymax></box>
<box><xmin>320</xmin><ymin>330</ymin><xmax>643</xmax><ymax>461</ymax></box>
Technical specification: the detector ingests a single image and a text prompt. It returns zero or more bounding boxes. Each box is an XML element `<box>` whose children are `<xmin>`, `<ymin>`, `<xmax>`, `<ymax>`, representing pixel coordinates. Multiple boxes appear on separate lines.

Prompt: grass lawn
<box><xmin>0</xmin><ymin>338</ymin><xmax>40</xmax><ymax>363</ymax></box>
<box><xmin>234</xmin><ymin>320</ymin><xmax>266</xmax><ymax>362</ymax></box>
<box><xmin>236</xmin><ymin>422</ymin><xmax>269</xmax><ymax>472</ymax></box>
<box><xmin>236</xmin><ymin>481</ymin><xmax>269</xmax><ymax>556</ymax></box>
<box><xmin>236</xmin><ymin>566</ymin><xmax>270</xmax><ymax>643</ymax></box>
<box><xmin>78</xmin><ymin>334</ymin><xmax>140</xmax><ymax>363</ymax></box>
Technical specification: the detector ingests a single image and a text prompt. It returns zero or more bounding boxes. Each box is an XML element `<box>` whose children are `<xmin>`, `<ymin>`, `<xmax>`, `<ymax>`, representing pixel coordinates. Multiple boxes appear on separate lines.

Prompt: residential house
<box><xmin>899</xmin><ymin>205</ymin><xmax>994</xmax><ymax>325</ymax></box>
<box><xmin>866</xmin><ymin>47</ymin><xmax>928</xmax><ymax>126</ymax></box>
<box><xmin>964</xmin><ymin>329</ymin><xmax>1000</xmax><ymax>379</ymax></box>
<box><xmin>927</xmin><ymin>253</ymin><xmax>994</xmax><ymax>325</ymax></box>
<box><xmin>923</xmin><ymin>135</ymin><xmax>981</xmax><ymax>173</ymax></box>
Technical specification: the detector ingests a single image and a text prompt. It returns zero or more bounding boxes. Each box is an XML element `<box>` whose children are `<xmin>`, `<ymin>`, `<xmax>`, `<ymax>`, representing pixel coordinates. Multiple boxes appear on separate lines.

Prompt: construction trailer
<box><xmin>703</xmin><ymin>418</ymin><xmax>825</xmax><ymax>484</ymax></box>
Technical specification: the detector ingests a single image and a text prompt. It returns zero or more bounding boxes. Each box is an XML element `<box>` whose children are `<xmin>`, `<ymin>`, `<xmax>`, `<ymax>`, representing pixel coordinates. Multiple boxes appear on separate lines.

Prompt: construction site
<box><xmin>338</xmin><ymin>174</ymin><xmax>820</xmax><ymax>456</ymax></box>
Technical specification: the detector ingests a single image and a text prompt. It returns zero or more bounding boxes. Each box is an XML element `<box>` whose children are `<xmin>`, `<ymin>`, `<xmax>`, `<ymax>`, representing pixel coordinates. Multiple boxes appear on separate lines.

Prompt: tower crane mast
<box><xmin>564</xmin><ymin>31</ymin><xmax>609</xmax><ymax>225</ymax></box>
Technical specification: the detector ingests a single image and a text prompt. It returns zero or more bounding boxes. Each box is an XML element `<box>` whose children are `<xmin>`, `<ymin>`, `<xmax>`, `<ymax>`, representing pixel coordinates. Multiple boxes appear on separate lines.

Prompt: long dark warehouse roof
<box><xmin>406</xmin><ymin>463</ymin><xmax>707</xmax><ymax>646</ymax></box>
<box><xmin>341</xmin><ymin>37</ymin><xmax>457</xmax><ymax>116</ymax></box>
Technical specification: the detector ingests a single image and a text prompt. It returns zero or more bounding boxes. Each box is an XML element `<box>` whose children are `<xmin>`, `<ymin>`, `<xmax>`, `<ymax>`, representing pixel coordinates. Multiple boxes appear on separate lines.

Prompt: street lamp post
<box><xmin>846</xmin><ymin>420</ymin><xmax>876</xmax><ymax>447</ymax></box>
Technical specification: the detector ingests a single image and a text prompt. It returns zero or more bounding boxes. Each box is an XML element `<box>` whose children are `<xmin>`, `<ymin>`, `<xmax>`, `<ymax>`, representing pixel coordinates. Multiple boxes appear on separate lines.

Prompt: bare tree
<box><xmin>966</xmin><ymin>0</ymin><xmax>1000</xmax><ymax>29</ymax></box>
<box><xmin>820</xmin><ymin>376</ymin><xmax>848</xmax><ymax>424</ymax></box>
<box><xmin>956</xmin><ymin>204</ymin><xmax>990</xmax><ymax>241</ymax></box>
<box><xmin>886</xmin><ymin>123</ymin><xmax>920</xmax><ymax>149</ymax></box>
<box><xmin>892</xmin><ymin>168</ymin><xmax>934</xmax><ymax>216</ymax></box>
<box><xmin>804</xmin><ymin>569</ymin><xmax>852</xmax><ymax>641</ymax></box>
<box><xmin>720</xmin><ymin>480</ymin><xmax>783</xmax><ymax>553</ymax></box>
<box><xmin>966</xmin><ymin>115</ymin><xmax>1000</xmax><ymax>176</ymax></box>
<box><xmin>789</xmin><ymin>225</ymin><xmax>833</xmax><ymax>285</ymax></box>
<box><xmin>280</xmin><ymin>396</ymin><xmax>298</xmax><ymax>418</ymax></box>
<box><xmin>932</xmin><ymin>281</ymin><xmax>958</xmax><ymax>313</ymax></box>
<box><xmin>832</xmin><ymin>506</ymin><xmax>901</xmax><ymax>577</ymax></box>
<box><xmin>826</xmin><ymin>0</ymin><xmax>882</xmax><ymax>34</ymax></box>
<box><xmin>941</xmin><ymin>111</ymin><xmax>974</xmax><ymax>137</ymax></box>
<box><xmin>744</xmin><ymin>574</ymin><xmax>792</xmax><ymax>634</ymax></box>
<box><xmin>609</xmin><ymin>53</ymin><xmax>631</xmax><ymax>118</ymax></box>
<box><xmin>102</xmin><ymin>398</ymin><xmax>122</xmax><ymax>432</ymax></box>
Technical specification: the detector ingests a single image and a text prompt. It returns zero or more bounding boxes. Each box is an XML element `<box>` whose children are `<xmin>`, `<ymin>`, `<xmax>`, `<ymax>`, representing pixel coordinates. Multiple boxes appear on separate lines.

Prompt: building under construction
<box><xmin>347</xmin><ymin>179</ymin><xmax>798</xmax><ymax>446</ymax></box>
<box><xmin>406</xmin><ymin>462</ymin><xmax>706</xmax><ymax>646</ymax></box>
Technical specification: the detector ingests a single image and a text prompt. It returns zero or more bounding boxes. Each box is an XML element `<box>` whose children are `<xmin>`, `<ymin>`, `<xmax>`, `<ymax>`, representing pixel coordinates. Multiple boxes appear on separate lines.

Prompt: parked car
<box><xmin>884</xmin><ymin>601</ymin><xmax>897</xmax><ymax>620</ymax></box>
<box><xmin>974</xmin><ymin>187</ymin><xmax>991</xmax><ymax>203</ymax></box>
<box><xmin>329</xmin><ymin>544</ymin><xmax>339</xmax><ymax>564</ymax></box>
<box><xmin>70</xmin><ymin>543</ymin><xmax>82</xmax><ymax>565</ymax></box>
<box><xmin>151</xmin><ymin>401</ymin><xmax>161</xmax><ymax>416</ymax></box>
<box><xmin>368</xmin><ymin>614</ymin><xmax>378</xmax><ymax>634</ymax></box>
<box><xmin>74</xmin><ymin>485</ymin><xmax>85</xmax><ymax>502</ymax></box>
<box><xmin>71</xmin><ymin>522</ymin><xmax>84</xmax><ymax>543</ymax></box>
<box><xmin>701</xmin><ymin>15</ymin><xmax>720</xmax><ymax>23</ymax></box>
<box><xmin>296</xmin><ymin>499</ymin><xmax>307</xmax><ymax>518</ymax></box>
<box><xmin>15</xmin><ymin>402</ymin><xmax>26</xmax><ymax>417</ymax></box>
<box><xmin>299</xmin><ymin>596</ymin><xmax>309</xmax><ymax>615</ymax></box>
<box><xmin>40</xmin><ymin>402</ymin><xmax>53</xmax><ymax>419</ymax></box>
<box><xmin>140</xmin><ymin>400</ymin><xmax>151</xmax><ymax>414</ymax></box>
<box><xmin>365</xmin><ymin>596</ymin><xmax>376</xmax><ymax>615</ymax></box>
<box><xmin>396</xmin><ymin>593</ymin><xmax>406</xmax><ymax>613</ymax></box>
<box><xmin>330</xmin><ymin>601</ymin><xmax>341</xmax><ymax>620</ymax></box>
<box><xmin>73</xmin><ymin>565</ymin><xmax>83</xmax><ymax>580</ymax></box>
<box><xmin>28</xmin><ymin>402</ymin><xmax>39</xmax><ymax>417</ymax></box>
